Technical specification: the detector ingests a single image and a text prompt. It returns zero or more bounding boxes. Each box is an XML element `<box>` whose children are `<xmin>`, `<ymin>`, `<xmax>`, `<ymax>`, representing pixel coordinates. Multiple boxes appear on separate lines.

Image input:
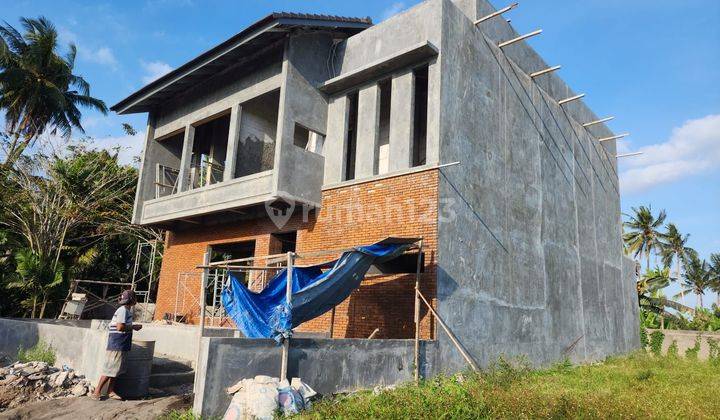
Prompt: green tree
<box><xmin>659</xmin><ymin>223</ymin><xmax>696</xmax><ymax>303</ymax></box>
<box><xmin>660</xmin><ymin>224</ymin><xmax>696</xmax><ymax>279</ymax></box>
<box><xmin>676</xmin><ymin>255</ymin><xmax>712</xmax><ymax>308</ymax></box>
<box><xmin>6</xmin><ymin>248</ymin><xmax>64</xmax><ymax>318</ymax></box>
<box><xmin>709</xmin><ymin>253</ymin><xmax>720</xmax><ymax>307</ymax></box>
<box><xmin>0</xmin><ymin>145</ymin><xmax>161</xmax><ymax>317</ymax></box>
<box><xmin>624</xmin><ymin>205</ymin><xmax>667</xmax><ymax>270</ymax></box>
<box><xmin>0</xmin><ymin>16</ymin><xmax>107</xmax><ymax>165</ymax></box>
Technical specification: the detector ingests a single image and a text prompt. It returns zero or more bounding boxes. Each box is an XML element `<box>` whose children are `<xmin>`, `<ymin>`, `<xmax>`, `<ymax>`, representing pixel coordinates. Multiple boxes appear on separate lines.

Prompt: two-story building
<box><xmin>112</xmin><ymin>0</ymin><xmax>639</xmax><ymax>375</ymax></box>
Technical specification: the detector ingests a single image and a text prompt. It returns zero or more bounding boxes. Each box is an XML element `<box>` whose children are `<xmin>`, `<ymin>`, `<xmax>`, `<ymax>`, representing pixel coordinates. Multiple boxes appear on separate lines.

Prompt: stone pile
<box><xmin>0</xmin><ymin>361</ymin><xmax>93</xmax><ymax>402</ymax></box>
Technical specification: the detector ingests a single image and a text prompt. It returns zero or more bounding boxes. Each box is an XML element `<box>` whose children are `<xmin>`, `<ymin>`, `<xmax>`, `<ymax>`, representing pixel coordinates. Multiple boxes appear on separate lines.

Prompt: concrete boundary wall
<box><xmin>193</xmin><ymin>337</ymin><xmax>438</xmax><ymax>417</ymax></box>
<box><xmin>0</xmin><ymin>318</ymin><xmax>107</xmax><ymax>382</ymax></box>
<box><xmin>647</xmin><ymin>329</ymin><xmax>720</xmax><ymax>360</ymax></box>
<box><xmin>0</xmin><ymin>318</ymin><xmax>239</xmax><ymax>382</ymax></box>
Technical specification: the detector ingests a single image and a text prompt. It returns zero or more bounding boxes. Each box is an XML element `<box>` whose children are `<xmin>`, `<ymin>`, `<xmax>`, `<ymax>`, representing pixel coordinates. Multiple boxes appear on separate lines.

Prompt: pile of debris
<box><xmin>0</xmin><ymin>362</ymin><xmax>93</xmax><ymax>410</ymax></box>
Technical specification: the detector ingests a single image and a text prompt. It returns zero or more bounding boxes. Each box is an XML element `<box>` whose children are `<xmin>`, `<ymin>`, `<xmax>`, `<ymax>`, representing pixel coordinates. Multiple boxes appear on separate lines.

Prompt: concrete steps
<box><xmin>150</xmin><ymin>355</ymin><xmax>194</xmax><ymax>389</ymax></box>
<box><xmin>150</xmin><ymin>370</ymin><xmax>194</xmax><ymax>388</ymax></box>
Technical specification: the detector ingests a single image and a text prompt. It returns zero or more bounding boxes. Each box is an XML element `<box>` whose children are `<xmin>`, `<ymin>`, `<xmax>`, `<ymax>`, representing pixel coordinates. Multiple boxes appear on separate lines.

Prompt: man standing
<box><xmin>91</xmin><ymin>290</ymin><xmax>142</xmax><ymax>400</ymax></box>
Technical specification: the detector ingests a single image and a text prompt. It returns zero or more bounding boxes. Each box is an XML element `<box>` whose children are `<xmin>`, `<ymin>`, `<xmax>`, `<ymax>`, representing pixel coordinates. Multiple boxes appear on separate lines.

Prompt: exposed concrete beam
<box><xmin>558</xmin><ymin>93</ymin><xmax>585</xmax><ymax>105</ymax></box>
<box><xmin>498</xmin><ymin>29</ymin><xmax>542</xmax><ymax>48</ymax></box>
<box><xmin>131</xmin><ymin>114</ymin><xmax>156</xmax><ymax>224</ymax></box>
<box><xmin>474</xmin><ymin>3</ymin><xmax>518</xmax><ymax>25</ymax></box>
<box><xmin>598</xmin><ymin>133</ymin><xmax>629</xmax><ymax>142</ymax></box>
<box><xmin>177</xmin><ymin>125</ymin><xmax>195</xmax><ymax>192</ymax></box>
<box><xmin>224</xmin><ymin>104</ymin><xmax>242</xmax><ymax>181</ymax></box>
<box><xmin>616</xmin><ymin>152</ymin><xmax>642</xmax><ymax>158</ymax></box>
<box><xmin>530</xmin><ymin>65</ymin><xmax>561</xmax><ymax>78</ymax></box>
<box><xmin>582</xmin><ymin>116</ymin><xmax>614</xmax><ymax>127</ymax></box>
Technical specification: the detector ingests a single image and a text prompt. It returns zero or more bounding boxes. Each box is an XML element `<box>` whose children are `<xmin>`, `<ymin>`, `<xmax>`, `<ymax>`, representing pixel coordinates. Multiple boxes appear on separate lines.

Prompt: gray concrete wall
<box><xmin>235</xmin><ymin>90</ymin><xmax>279</xmax><ymax>178</ymax></box>
<box><xmin>432</xmin><ymin>0</ymin><xmax>638</xmax><ymax>373</ymax></box>
<box><xmin>647</xmin><ymin>329</ymin><xmax>720</xmax><ymax>360</ymax></box>
<box><xmin>0</xmin><ymin>318</ymin><xmax>238</xmax><ymax>382</ymax></box>
<box><xmin>92</xmin><ymin>320</ymin><xmax>233</xmax><ymax>364</ymax></box>
<box><xmin>0</xmin><ymin>318</ymin><xmax>107</xmax><ymax>382</ymax></box>
<box><xmin>193</xmin><ymin>337</ymin><xmax>437</xmax><ymax>418</ymax></box>
<box><xmin>271</xmin><ymin>33</ymin><xmax>332</xmax><ymax>207</ymax></box>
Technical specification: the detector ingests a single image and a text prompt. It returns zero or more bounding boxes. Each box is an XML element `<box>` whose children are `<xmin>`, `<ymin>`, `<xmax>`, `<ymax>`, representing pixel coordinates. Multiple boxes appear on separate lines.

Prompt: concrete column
<box><xmin>388</xmin><ymin>70</ymin><xmax>415</xmax><ymax>172</ymax></box>
<box><xmin>323</xmin><ymin>96</ymin><xmax>349</xmax><ymax>184</ymax></box>
<box><xmin>425</xmin><ymin>61</ymin><xmax>441</xmax><ymax>165</ymax></box>
<box><xmin>223</xmin><ymin>104</ymin><xmax>242</xmax><ymax>181</ymax></box>
<box><xmin>355</xmin><ymin>83</ymin><xmax>381</xmax><ymax>178</ymax></box>
<box><xmin>177</xmin><ymin>125</ymin><xmax>195</xmax><ymax>192</ymax></box>
<box><xmin>131</xmin><ymin>113</ymin><xmax>156</xmax><ymax>224</ymax></box>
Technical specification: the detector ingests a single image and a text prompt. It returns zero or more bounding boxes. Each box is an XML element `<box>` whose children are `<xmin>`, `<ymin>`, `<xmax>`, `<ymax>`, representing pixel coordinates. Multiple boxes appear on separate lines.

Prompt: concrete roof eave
<box><xmin>111</xmin><ymin>13</ymin><xmax>372</xmax><ymax>115</ymax></box>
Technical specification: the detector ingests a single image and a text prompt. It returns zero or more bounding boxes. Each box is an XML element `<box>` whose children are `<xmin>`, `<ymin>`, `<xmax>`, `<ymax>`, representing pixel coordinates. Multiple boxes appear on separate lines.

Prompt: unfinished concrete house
<box><xmin>110</xmin><ymin>0</ymin><xmax>638</xmax><ymax>415</ymax></box>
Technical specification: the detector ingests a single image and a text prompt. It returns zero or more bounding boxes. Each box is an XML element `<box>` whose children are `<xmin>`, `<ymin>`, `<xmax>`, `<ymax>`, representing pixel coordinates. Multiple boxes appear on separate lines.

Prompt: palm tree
<box><xmin>623</xmin><ymin>205</ymin><xmax>667</xmax><ymax>271</ymax></box>
<box><xmin>709</xmin><ymin>253</ymin><xmax>720</xmax><ymax>307</ymax></box>
<box><xmin>676</xmin><ymin>255</ymin><xmax>712</xmax><ymax>308</ymax></box>
<box><xmin>0</xmin><ymin>16</ymin><xmax>107</xmax><ymax>165</ymax></box>
<box><xmin>659</xmin><ymin>223</ymin><xmax>696</xmax><ymax>303</ymax></box>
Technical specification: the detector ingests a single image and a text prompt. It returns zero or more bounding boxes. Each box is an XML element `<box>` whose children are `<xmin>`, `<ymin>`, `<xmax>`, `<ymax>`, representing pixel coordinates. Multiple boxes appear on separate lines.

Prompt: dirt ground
<box><xmin>0</xmin><ymin>393</ymin><xmax>191</xmax><ymax>420</ymax></box>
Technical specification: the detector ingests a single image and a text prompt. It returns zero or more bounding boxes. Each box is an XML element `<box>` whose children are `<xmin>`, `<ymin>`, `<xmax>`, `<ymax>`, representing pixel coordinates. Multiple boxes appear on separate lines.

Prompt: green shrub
<box><xmin>17</xmin><ymin>341</ymin><xmax>56</xmax><ymax>365</ymax></box>
<box><xmin>635</xmin><ymin>369</ymin><xmax>654</xmax><ymax>381</ymax></box>
<box><xmin>649</xmin><ymin>331</ymin><xmax>665</xmax><ymax>356</ymax></box>
<box><xmin>685</xmin><ymin>335</ymin><xmax>702</xmax><ymax>360</ymax></box>
<box><xmin>667</xmin><ymin>340</ymin><xmax>679</xmax><ymax>358</ymax></box>
<box><xmin>707</xmin><ymin>338</ymin><xmax>720</xmax><ymax>365</ymax></box>
<box><xmin>639</xmin><ymin>327</ymin><xmax>649</xmax><ymax>350</ymax></box>
<box><xmin>485</xmin><ymin>355</ymin><xmax>532</xmax><ymax>388</ymax></box>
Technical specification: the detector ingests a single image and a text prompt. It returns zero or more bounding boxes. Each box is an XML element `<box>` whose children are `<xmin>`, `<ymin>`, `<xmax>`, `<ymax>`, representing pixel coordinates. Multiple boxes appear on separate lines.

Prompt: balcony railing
<box><xmin>154</xmin><ymin>159</ymin><xmax>226</xmax><ymax>199</ymax></box>
<box><xmin>189</xmin><ymin>158</ymin><xmax>225</xmax><ymax>190</ymax></box>
<box><xmin>155</xmin><ymin>164</ymin><xmax>179</xmax><ymax>199</ymax></box>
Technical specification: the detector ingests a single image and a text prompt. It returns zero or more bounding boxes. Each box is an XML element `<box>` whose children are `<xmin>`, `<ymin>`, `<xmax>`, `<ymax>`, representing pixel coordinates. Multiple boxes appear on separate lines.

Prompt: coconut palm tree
<box><xmin>623</xmin><ymin>205</ymin><xmax>667</xmax><ymax>271</ymax></box>
<box><xmin>676</xmin><ymin>255</ymin><xmax>712</xmax><ymax>308</ymax></box>
<box><xmin>0</xmin><ymin>16</ymin><xmax>107</xmax><ymax>165</ymax></box>
<box><xmin>659</xmin><ymin>223</ymin><xmax>696</xmax><ymax>303</ymax></box>
<box><xmin>660</xmin><ymin>224</ymin><xmax>695</xmax><ymax>279</ymax></box>
<box><xmin>709</xmin><ymin>253</ymin><xmax>720</xmax><ymax>307</ymax></box>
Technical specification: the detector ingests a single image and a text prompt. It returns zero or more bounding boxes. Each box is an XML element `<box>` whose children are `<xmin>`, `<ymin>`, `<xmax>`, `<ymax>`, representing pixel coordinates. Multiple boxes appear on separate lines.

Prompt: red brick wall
<box><xmin>153</xmin><ymin>169</ymin><xmax>438</xmax><ymax>339</ymax></box>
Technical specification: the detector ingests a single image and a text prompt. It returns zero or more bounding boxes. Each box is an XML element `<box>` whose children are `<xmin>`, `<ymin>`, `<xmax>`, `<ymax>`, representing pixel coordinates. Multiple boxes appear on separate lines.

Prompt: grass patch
<box><xmin>157</xmin><ymin>408</ymin><xmax>199</xmax><ymax>420</ymax></box>
<box><xmin>17</xmin><ymin>341</ymin><xmax>56</xmax><ymax>365</ymax></box>
<box><xmin>300</xmin><ymin>352</ymin><xmax>720</xmax><ymax>419</ymax></box>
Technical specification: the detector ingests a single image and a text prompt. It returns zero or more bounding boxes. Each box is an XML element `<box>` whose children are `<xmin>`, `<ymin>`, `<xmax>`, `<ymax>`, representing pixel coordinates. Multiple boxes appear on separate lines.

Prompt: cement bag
<box><xmin>223</xmin><ymin>376</ymin><xmax>279</xmax><ymax>420</ymax></box>
<box><xmin>278</xmin><ymin>386</ymin><xmax>304</xmax><ymax>415</ymax></box>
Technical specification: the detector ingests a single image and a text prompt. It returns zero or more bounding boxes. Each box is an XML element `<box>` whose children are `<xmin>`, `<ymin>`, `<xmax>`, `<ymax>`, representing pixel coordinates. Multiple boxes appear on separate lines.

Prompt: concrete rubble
<box><xmin>0</xmin><ymin>361</ymin><xmax>93</xmax><ymax>411</ymax></box>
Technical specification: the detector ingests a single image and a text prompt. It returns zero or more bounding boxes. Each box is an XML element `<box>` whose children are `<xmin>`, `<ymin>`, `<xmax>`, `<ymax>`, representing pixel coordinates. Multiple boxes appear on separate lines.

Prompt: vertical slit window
<box><xmin>377</xmin><ymin>79</ymin><xmax>392</xmax><ymax>175</ymax></box>
<box><xmin>412</xmin><ymin>65</ymin><xmax>429</xmax><ymax>167</ymax></box>
<box><xmin>344</xmin><ymin>92</ymin><xmax>359</xmax><ymax>181</ymax></box>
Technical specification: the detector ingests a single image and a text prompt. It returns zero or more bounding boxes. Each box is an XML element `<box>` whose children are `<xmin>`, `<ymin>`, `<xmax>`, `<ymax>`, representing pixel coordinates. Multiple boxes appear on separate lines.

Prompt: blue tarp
<box><xmin>221</xmin><ymin>239</ymin><xmax>416</xmax><ymax>341</ymax></box>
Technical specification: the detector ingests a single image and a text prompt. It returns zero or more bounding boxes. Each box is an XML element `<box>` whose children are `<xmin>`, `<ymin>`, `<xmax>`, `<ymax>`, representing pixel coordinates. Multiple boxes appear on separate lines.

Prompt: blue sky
<box><xmin>3</xmin><ymin>1</ymin><xmax>719</xmax><ymax>305</ymax></box>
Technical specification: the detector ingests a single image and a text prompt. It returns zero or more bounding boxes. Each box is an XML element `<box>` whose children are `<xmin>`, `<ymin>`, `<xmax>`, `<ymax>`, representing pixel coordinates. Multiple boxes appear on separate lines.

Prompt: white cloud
<box><xmin>140</xmin><ymin>60</ymin><xmax>173</xmax><ymax>84</ymax></box>
<box><xmin>619</xmin><ymin>114</ymin><xmax>720</xmax><ymax>194</ymax></box>
<box><xmin>80</xmin><ymin>46</ymin><xmax>118</xmax><ymax>68</ymax></box>
<box><xmin>380</xmin><ymin>2</ymin><xmax>407</xmax><ymax>21</ymax></box>
<box><xmin>58</xmin><ymin>27</ymin><xmax>118</xmax><ymax>69</ymax></box>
